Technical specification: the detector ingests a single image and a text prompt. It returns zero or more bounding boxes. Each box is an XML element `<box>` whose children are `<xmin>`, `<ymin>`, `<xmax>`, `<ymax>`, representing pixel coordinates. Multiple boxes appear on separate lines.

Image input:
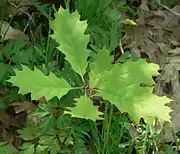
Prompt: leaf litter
<box><xmin>122</xmin><ymin>0</ymin><xmax>180</xmax><ymax>141</ymax></box>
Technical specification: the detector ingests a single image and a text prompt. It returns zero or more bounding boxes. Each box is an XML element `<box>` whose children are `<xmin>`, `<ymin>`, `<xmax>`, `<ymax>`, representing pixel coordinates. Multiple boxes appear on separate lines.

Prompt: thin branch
<box><xmin>157</xmin><ymin>0</ymin><xmax>180</xmax><ymax>16</ymax></box>
<box><xmin>119</xmin><ymin>39</ymin><xmax>124</xmax><ymax>54</ymax></box>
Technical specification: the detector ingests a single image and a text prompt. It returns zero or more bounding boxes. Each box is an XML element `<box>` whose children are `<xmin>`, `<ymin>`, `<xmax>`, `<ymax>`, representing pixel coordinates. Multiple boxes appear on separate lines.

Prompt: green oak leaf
<box><xmin>94</xmin><ymin>59</ymin><xmax>172</xmax><ymax>124</ymax></box>
<box><xmin>9</xmin><ymin>66</ymin><xmax>71</xmax><ymax>100</ymax></box>
<box><xmin>50</xmin><ymin>8</ymin><xmax>89</xmax><ymax>79</ymax></box>
<box><xmin>89</xmin><ymin>48</ymin><xmax>113</xmax><ymax>89</ymax></box>
<box><xmin>65</xmin><ymin>96</ymin><xmax>103</xmax><ymax>121</ymax></box>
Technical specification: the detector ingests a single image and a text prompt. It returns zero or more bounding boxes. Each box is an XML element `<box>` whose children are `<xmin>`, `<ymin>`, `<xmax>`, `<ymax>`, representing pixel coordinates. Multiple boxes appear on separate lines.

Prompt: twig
<box><xmin>119</xmin><ymin>39</ymin><xmax>124</xmax><ymax>54</ymax></box>
<box><xmin>9</xmin><ymin>1</ymin><xmax>31</xmax><ymax>17</ymax></box>
<box><xmin>23</xmin><ymin>12</ymin><xmax>34</xmax><ymax>33</ymax></box>
<box><xmin>157</xmin><ymin>0</ymin><xmax>180</xmax><ymax>16</ymax></box>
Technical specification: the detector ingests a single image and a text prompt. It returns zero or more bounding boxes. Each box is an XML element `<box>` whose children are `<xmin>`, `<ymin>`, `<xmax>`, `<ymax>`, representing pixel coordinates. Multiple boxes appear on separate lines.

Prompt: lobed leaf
<box><xmin>65</xmin><ymin>96</ymin><xmax>103</xmax><ymax>121</ymax></box>
<box><xmin>50</xmin><ymin>8</ymin><xmax>89</xmax><ymax>79</ymax></box>
<box><xmin>94</xmin><ymin>59</ymin><xmax>172</xmax><ymax>124</ymax></box>
<box><xmin>9</xmin><ymin>66</ymin><xmax>71</xmax><ymax>100</ymax></box>
<box><xmin>89</xmin><ymin>48</ymin><xmax>113</xmax><ymax>89</ymax></box>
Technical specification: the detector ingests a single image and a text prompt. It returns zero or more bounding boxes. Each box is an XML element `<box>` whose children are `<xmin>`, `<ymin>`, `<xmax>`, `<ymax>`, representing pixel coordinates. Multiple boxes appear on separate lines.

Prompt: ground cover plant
<box><xmin>0</xmin><ymin>0</ymin><xmax>180</xmax><ymax>153</ymax></box>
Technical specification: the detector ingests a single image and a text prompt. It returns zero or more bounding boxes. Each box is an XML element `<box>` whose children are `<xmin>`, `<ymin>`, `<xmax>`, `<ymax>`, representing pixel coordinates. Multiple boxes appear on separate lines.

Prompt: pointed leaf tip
<box><xmin>65</xmin><ymin>96</ymin><xmax>103</xmax><ymax>121</ymax></box>
<box><xmin>50</xmin><ymin>8</ymin><xmax>89</xmax><ymax>78</ymax></box>
<box><xmin>9</xmin><ymin>65</ymin><xmax>71</xmax><ymax>100</ymax></box>
<box><xmin>95</xmin><ymin>59</ymin><xmax>172</xmax><ymax>124</ymax></box>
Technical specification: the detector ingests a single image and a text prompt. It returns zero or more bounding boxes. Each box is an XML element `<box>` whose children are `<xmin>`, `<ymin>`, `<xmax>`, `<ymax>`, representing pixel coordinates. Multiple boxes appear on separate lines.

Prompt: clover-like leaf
<box><xmin>50</xmin><ymin>8</ymin><xmax>89</xmax><ymax>78</ymax></box>
<box><xmin>65</xmin><ymin>96</ymin><xmax>103</xmax><ymax>121</ymax></box>
<box><xmin>94</xmin><ymin>59</ymin><xmax>172</xmax><ymax>124</ymax></box>
<box><xmin>9</xmin><ymin>66</ymin><xmax>71</xmax><ymax>100</ymax></box>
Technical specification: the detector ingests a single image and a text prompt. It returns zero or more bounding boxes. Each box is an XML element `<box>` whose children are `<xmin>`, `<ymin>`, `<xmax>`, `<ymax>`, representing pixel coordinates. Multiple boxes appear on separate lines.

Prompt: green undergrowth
<box><xmin>0</xmin><ymin>0</ymin><xmax>177</xmax><ymax>153</ymax></box>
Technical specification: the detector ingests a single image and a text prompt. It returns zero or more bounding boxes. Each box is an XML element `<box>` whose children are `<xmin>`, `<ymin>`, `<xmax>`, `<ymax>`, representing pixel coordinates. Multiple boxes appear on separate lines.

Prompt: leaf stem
<box><xmin>71</xmin><ymin>86</ymin><xmax>84</xmax><ymax>90</ymax></box>
<box><xmin>102</xmin><ymin>103</ymin><xmax>114</xmax><ymax>154</ymax></box>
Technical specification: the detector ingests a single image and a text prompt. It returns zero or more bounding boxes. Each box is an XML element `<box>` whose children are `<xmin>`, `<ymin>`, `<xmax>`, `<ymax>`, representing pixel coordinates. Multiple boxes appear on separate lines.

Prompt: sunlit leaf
<box><xmin>89</xmin><ymin>48</ymin><xmax>113</xmax><ymax>89</ymax></box>
<box><xmin>50</xmin><ymin>8</ymin><xmax>89</xmax><ymax>78</ymax></box>
<box><xmin>9</xmin><ymin>66</ymin><xmax>71</xmax><ymax>100</ymax></box>
<box><xmin>94</xmin><ymin>59</ymin><xmax>172</xmax><ymax>124</ymax></box>
<box><xmin>65</xmin><ymin>96</ymin><xmax>103</xmax><ymax>121</ymax></box>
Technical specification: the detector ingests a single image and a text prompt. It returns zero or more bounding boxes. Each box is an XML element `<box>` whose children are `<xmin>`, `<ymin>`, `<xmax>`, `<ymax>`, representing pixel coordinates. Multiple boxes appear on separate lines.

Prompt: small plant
<box><xmin>0</xmin><ymin>141</ymin><xmax>18</xmax><ymax>153</ymax></box>
<box><xmin>9</xmin><ymin>8</ymin><xmax>172</xmax><ymax>124</ymax></box>
<box><xmin>4</xmin><ymin>8</ymin><xmax>172</xmax><ymax>153</ymax></box>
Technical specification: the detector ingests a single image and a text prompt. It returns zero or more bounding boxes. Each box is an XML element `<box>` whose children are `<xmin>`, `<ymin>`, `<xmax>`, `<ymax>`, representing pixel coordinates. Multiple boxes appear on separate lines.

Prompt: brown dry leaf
<box><xmin>155</xmin><ymin>47</ymin><xmax>180</xmax><ymax>141</ymax></box>
<box><xmin>122</xmin><ymin>1</ymin><xmax>180</xmax><ymax>60</ymax></box>
<box><xmin>129</xmin><ymin>123</ymin><xmax>139</xmax><ymax>139</ymax></box>
<box><xmin>122</xmin><ymin>25</ymin><xmax>163</xmax><ymax>63</ymax></box>
<box><xmin>0</xmin><ymin>109</ymin><xmax>19</xmax><ymax>128</ymax></box>
<box><xmin>0</xmin><ymin>21</ymin><xmax>27</xmax><ymax>41</ymax></box>
<box><xmin>10</xmin><ymin>101</ymin><xmax>37</xmax><ymax>114</ymax></box>
<box><xmin>7</xmin><ymin>0</ymin><xmax>32</xmax><ymax>17</ymax></box>
<box><xmin>0</xmin><ymin>109</ymin><xmax>22</xmax><ymax>145</ymax></box>
<box><xmin>0</xmin><ymin>109</ymin><xmax>12</xmax><ymax>126</ymax></box>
